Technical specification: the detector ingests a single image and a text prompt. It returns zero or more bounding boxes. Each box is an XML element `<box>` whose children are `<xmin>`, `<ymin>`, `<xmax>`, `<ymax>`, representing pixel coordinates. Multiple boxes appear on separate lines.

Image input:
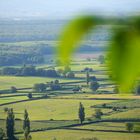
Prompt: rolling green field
<box><xmin>0</xmin><ymin>76</ymin><xmax>78</xmax><ymax>89</ymax></box>
<box><xmin>0</xmin><ymin>59</ymin><xmax>140</xmax><ymax>140</ymax></box>
<box><xmin>29</xmin><ymin>130</ymin><xmax>140</xmax><ymax>140</ymax></box>
<box><xmin>0</xmin><ymin>99</ymin><xmax>114</xmax><ymax>120</ymax></box>
<box><xmin>0</xmin><ymin>96</ymin><xmax>27</xmax><ymax>104</ymax></box>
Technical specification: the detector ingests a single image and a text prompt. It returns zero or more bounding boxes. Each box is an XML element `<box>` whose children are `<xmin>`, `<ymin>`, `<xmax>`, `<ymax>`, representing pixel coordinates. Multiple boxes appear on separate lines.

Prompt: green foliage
<box><xmin>33</xmin><ymin>83</ymin><xmax>46</xmax><ymax>92</ymax></box>
<box><xmin>49</xmin><ymin>80</ymin><xmax>62</xmax><ymax>90</ymax></box>
<box><xmin>58</xmin><ymin>16</ymin><xmax>96</xmax><ymax>65</ymax></box>
<box><xmin>66</xmin><ymin>71</ymin><xmax>75</xmax><ymax>78</ymax></box>
<box><xmin>113</xmin><ymin>86</ymin><xmax>119</xmax><ymax>94</ymax></box>
<box><xmin>58</xmin><ymin>15</ymin><xmax>140</xmax><ymax>93</ymax></box>
<box><xmin>126</xmin><ymin>123</ymin><xmax>134</xmax><ymax>132</ymax></box>
<box><xmin>10</xmin><ymin>86</ymin><xmax>17</xmax><ymax>93</ymax></box>
<box><xmin>23</xmin><ymin>109</ymin><xmax>31</xmax><ymax>140</ymax></box>
<box><xmin>0</xmin><ymin>66</ymin><xmax>58</xmax><ymax>77</ymax></box>
<box><xmin>78</xmin><ymin>102</ymin><xmax>85</xmax><ymax>124</ymax></box>
<box><xmin>109</xmin><ymin>18</ymin><xmax>140</xmax><ymax>91</ymax></box>
<box><xmin>89</xmin><ymin>81</ymin><xmax>100</xmax><ymax>92</ymax></box>
<box><xmin>0</xmin><ymin>128</ymin><xmax>5</xmax><ymax>140</ymax></box>
<box><xmin>27</xmin><ymin>93</ymin><xmax>33</xmax><ymax>99</ymax></box>
<box><xmin>86</xmin><ymin>71</ymin><xmax>90</xmax><ymax>85</ymax></box>
<box><xmin>6</xmin><ymin>108</ymin><xmax>15</xmax><ymax>139</ymax></box>
<box><xmin>94</xmin><ymin>109</ymin><xmax>103</xmax><ymax>119</ymax></box>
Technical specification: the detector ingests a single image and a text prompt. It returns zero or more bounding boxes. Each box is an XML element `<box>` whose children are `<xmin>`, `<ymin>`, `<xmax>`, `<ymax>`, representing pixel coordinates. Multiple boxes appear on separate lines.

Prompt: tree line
<box><xmin>0</xmin><ymin>66</ymin><xmax>58</xmax><ymax>77</ymax></box>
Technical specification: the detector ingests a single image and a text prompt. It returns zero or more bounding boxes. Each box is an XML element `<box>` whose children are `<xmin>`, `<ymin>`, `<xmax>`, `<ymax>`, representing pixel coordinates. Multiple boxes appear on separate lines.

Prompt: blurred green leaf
<box><xmin>109</xmin><ymin>18</ymin><xmax>140</xmax><ymax>92</ymax></box>
<box><xmin>57</xmin><ymin>16</ymin><xmax>97</xmax><ymax>65</ymax></box>
<box><xmin>58</xmin><ymin>15</ymin><xmax>140</xmax><ymax>93</ymax></box>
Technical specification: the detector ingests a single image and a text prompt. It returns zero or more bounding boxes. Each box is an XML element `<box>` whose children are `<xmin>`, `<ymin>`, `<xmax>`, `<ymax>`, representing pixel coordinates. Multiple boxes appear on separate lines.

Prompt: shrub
<box><xmin>11</xmin><ymin>86</ymin><xmax>17</xmax><ymax>93</ymax></box>
<box><xmin>4</xmin><ymin>107</ymin><xmax>9</xmax><ymax>113</ymax></box>
<box><xmin>27</xmin><ymin>93</ymin><xmax>32</xmax><ymax>99</ymax></box>
<box><xmin>94</xmin><ymin>109</ymin><xmax>103</xmax><ymax>119</ymax></box>
<box><xmin>89</xmin><ymin>81</ymin><xmax>100</xmax><ymax>92</ymax></box>
<box><xmin>126</xmin><ymin>123</ymin><xmax>134</xmax><ymax>132</ymax></box>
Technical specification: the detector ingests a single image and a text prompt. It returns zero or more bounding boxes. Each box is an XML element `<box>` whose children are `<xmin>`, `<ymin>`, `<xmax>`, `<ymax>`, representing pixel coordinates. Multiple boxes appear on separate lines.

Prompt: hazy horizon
<box><xmin>0</xmin><ymin>0</ymin><xmax>140</xmax><ymax>19</ymax></box>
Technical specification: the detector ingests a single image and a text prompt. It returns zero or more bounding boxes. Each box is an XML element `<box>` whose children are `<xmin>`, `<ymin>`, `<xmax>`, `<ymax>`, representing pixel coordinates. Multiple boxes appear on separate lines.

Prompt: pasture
<box><xmin>0</xmin><ymin>58</ymin><xmax>140</xmax><ymax>140</ymax></box>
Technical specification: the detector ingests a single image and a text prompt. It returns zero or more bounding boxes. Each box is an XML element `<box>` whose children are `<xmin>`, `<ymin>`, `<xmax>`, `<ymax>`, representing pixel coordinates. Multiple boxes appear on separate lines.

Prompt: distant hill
<box><xmin>0</xmin><ymin>19</ymin><xmax>110</xmax><ymax>66</ymax></box>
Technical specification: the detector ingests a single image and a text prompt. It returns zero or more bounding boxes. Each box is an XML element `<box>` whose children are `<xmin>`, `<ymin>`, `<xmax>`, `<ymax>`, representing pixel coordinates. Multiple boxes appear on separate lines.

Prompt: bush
<box><xmin>73</xmin><ymin>86</ymin><xmax>82</xmax><ymax>93</ymax></box>
<box><xmin>0</xmin><ymin>128</ymin><xmax>5</xmax><ymax>140</ymax></box>
<box><xmin>126</xmin><ymin>123</ymin><xmax>134</xmax><ymax>132</ymax></box>
<box><xmin>102</xmin><ymin>103</ymin><xmax>106</xmax><ymax>108</ymax></box>
<box><xmin>89</xmin><ymin>81</ymin><xmax>100</xmax><ymax>92</ymax></box>
<box><xmin>27</xmin><ymin>93</ymin><xmax>32</xmax><ymax>99</ymax></box>
<box><xmin>66</xmin><ymin>71</ymin><xmax>75</xmax><ymax>78</ymax></box>
<box><xmin>4</xmin><ymin>107</ymin><xmax>9</xmax><ymax>112</ymax></box>
<box><xmin>112</xmin><ymin>107</ymin><xmax>118</xmax><ymax>111</ymax></box>
<box><xmin>113</xmin><ymin>86</ymin><xmax>119</xmax><ymax>94</ymax></box>
<box><xmin>33</xmin><ymin>83</ymin><xmax>46</xmax><ymax>92</ymax></box>
<box><xmin>11</xmin><ymin>86</ymin><xmax>17</xmax><ymax>93</ymax></box>
<box><xmin>94</xmin><ymin>109</ymin><xmax>103</xmax><ymax>119</ymax></box>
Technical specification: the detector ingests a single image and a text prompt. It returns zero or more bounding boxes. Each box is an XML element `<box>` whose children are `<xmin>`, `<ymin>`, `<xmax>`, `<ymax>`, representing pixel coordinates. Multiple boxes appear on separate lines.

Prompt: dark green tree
<box><xmin>113</xmin><ymin>86</ymin><xmax>119</xmax><ymax>94</ymax></box>
<box><xmin>94</xmin><ymin>109</ymin><xmax>103</xmax><ymax>119</ymax></box>
<box><xmin>89</xmin><ymin>81</ymin><xmax>100</xmax><ymax>92</ymax></box>
<box><xmin>10</xmin><ymin>87</ymin><xmax>17</xmax><ymax>93</ymax></box>
<box><xmin>6</xmin><ymin>108</ymin><xmax>15</xmax><ymax>140</ymax></box>
<box><xmin>78</xmin><ymin>102</ymin><xmax>85</xmax><ymax>124</ymax></box>
<box><xmin>27</xmin><ymin>93</ymin><xmax>32</xmax><ymax>99</ymax></box>
<box><xmin>126</xmin><ymin>123</ymin><xmax>134</xmax><ymax>132</ymax></box>
<box><xmin>0</xmin><ymin>128</ymin><xmax>5</xmax><ymax>140</ymax></box>
<box><xmin>23</xmin><ymin>109</ymin><xmax>31</xmax><ymax>140</ymax></box>
<box><xmin>86</xmin><ymin>71</ymin><xmax>90</xmax><ymax>85</ymax></box>
<box><xmin>66</xmin><ymin>71</ymin><xmax>75</xmax><ymax>78</ymax></box>
<box><xmin>33</xmin><ymin>83</ymin><xmax>46</xmax><ymax>92</ymax></box>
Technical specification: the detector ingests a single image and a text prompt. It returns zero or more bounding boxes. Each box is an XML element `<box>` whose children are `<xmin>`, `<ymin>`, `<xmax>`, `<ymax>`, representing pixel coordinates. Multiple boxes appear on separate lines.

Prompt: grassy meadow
<box><xmin>0</xmin><ymin>58</ymin><xmax>140</xmax><ymax>140</ymax></box>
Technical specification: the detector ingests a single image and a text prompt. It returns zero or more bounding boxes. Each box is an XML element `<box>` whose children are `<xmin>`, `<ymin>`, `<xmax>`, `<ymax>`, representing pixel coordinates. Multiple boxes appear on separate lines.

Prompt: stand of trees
<box><xmin>0</xmin><ymin>54</ymin><xmax>44</xmax><ymax>66</ymax></box>
<box><xmin>33</xmin><ymin>80</ymin><xmax>62</xmax><ymax>92</ymax></box>
<box><xmin>57</xmin><ymin>66</ymin><xmax>75</xmax><ymax>78</ymax></box>
<box><xmin>0</xmin><ymin>66</ymin><xmax>58</xmax><ymax>77</ymax></box>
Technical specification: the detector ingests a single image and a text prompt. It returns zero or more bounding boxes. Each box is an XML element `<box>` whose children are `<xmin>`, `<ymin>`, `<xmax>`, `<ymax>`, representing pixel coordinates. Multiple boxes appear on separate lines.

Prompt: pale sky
<box><xmin>0</xmin><ymin>0</ymin><xmax>140</xmax><ymax>19</ymax></box>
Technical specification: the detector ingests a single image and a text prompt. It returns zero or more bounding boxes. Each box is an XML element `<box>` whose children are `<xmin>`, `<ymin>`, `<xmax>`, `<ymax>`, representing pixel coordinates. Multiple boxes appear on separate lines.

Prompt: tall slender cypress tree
<box><xmin>86</xmin><ymin>71</ymin><xmax>90</xmax><ymax>85</ymax></box>
<box><xmin>23</xmin><ymin>109</ymin><xmax>30</xmax><ymax>140</ymax></box>
<box><xmin>6</xmin><ymin>108</ymin><xmax>15</xmax><ymax>140</ymax></box>
<box><xmin>78</xmin><ymin>102</ymin><xmax>85</xmax><ymax>124</ymax></box>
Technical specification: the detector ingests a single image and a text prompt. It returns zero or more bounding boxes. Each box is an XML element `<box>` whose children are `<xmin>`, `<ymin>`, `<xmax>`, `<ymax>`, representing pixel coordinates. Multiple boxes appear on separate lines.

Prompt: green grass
<box><xmin>0</xmin><ymin>120</ymin><xmax>77</xmax><ymax>133</ymax></box>
<box><xmin>29</xmin><ymin>129</ymin><xmax>140</xmax><ymax>140</ymax></box>
<box><xmin>55</xmin><ymin>62</ymin><xmax>107</xmax><ymax>72</ymax></box>
<box><xmin>75</xmin><ymin>122</ymin><xmax>126</xmax><ymax>131</ymax></box>
<box><xmin>0</xmin><ymin>99</ymin><xmax>114</xmax><ymax>120</ymax></box>
<box><xmin>53</xmin><ymin>93</ymin><xmax>140</xmax><ymax>100</ymax></box>
<box><xmin>0</xmin><ymin>96</ymin><xmax>27</xmax><ymax>104</ymax></box>
<box><xmin>1</xmin><ymin>59</ymin><xmax>140</xmax><ymax>140</ymax></box>
<box><xmin>0</xmin><ymin>76</ymin><xmax>78</xmax><ymax>89</ymax></box>
<box><xmin>106</xmin><ymin>108</ymin><xmax>140</xmax><ymax>119</ymax></box>
<box><xmin>95</xmin><ymin>99</ymin><xmax>140</xmax><ymax>108</ymax></box>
